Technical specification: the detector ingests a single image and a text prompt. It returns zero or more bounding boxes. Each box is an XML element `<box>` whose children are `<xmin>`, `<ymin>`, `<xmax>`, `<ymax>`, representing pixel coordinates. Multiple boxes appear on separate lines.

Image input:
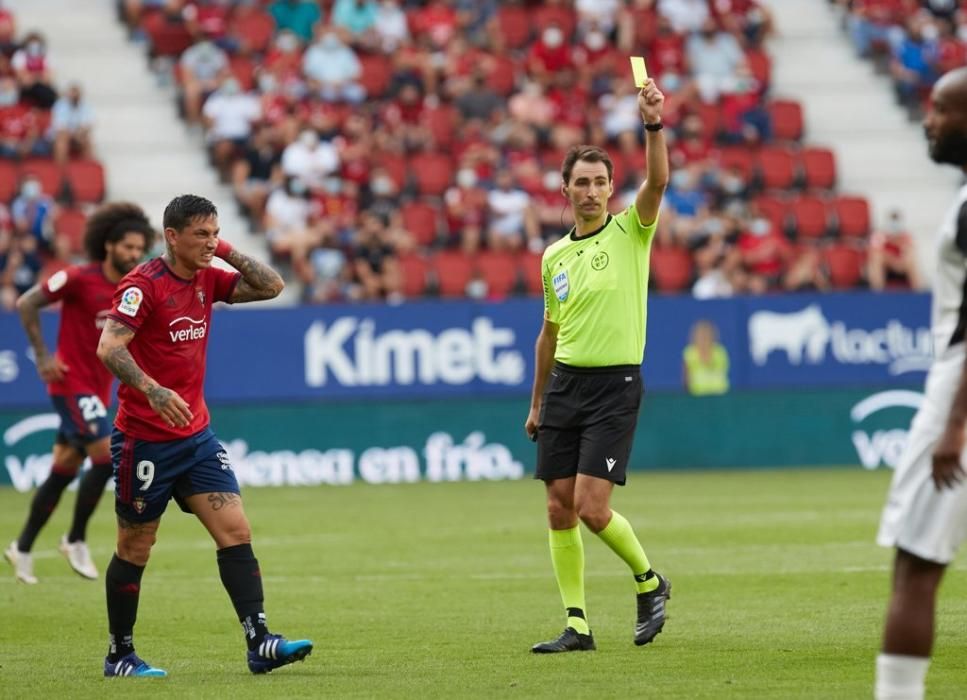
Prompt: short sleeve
<box><xmin>211</xmin><ymin>267</ymin><xmax>242</xmax><ymax>304</ymax></box>
<box><xmin>108</xmin><ymin>274</ymin><xmax>155</xmax><ymax>332</ymax></box>
<box><xmin>542</xmin><ymin>255</ymin><xmax>560</xmax><ymax>323</ymax></box>
<box><xmin>616</xmin><ymin>205</ymin><xmax>659</xmax><ymax>246</ymax></box>
<box><xmin>41</xmin><ymin>266</ymin><xmax>76</xmax><ymax>303</ymax></box>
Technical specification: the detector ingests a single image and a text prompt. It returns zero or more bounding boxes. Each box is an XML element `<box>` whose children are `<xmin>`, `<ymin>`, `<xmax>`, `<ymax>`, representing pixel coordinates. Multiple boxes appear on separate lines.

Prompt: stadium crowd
<box><xmin>0</xmin><ymin>1</ymin><xmax>939</xmax><ymax>308</ymax></box>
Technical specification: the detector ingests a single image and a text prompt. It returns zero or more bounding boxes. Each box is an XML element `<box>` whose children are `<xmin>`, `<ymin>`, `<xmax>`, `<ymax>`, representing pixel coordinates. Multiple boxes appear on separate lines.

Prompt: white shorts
<box><xmin>877</xmin><ymin>345</ymin><xmax>967</xmax><ymax>564</ymax></box>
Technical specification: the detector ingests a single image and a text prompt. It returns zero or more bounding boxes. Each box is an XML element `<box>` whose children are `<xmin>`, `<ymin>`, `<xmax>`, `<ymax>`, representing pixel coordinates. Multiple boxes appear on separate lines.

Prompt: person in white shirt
<box><xmin>201</xmin><ymin>78</ymin><xmax>262</xmax><ymax>177</ymax></box>
<box><xmin>281</xmin><ymin>129</ymin><xmax>340</xmax><ymax>189</ymax></box>
<box><xmin>875</xmin><ymin>66</ymin><xmax>967</xmax><ymax>700</ymax></box>
<box><xmin>50</xmin><ymin>82</ymin><xmax>94</xmax><ymax>164</ymax></box>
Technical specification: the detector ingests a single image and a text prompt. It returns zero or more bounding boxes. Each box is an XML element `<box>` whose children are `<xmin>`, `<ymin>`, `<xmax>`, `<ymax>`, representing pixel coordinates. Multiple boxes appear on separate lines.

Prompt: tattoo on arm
<box><xmin>225</xmin><ymin>249</ymin><xmax>284</xmax><ymax>303</ymax></box>
<box><xmin>17</xmin><ymin>286</ymin><xmax>51</xmax><ymax>358</ymax></box>
<box><xmin>208</xmin><ymin>492</ymin><xmax>241</xmax><ymax>511</ymax></box>
<box><xmin>100</xmin><ymin>320</ymin><xmax>158</xmax><ymax>395</ymax></box>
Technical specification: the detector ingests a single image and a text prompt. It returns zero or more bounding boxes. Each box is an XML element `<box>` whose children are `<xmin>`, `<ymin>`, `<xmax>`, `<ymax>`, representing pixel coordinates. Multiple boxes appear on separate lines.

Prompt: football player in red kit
<box><xmin>5</xmin><ymin>203</ymin><xmax>153</xmax><ymax>584</ymax></box>
<box><xmin>96</xmin><ymin>194</ymin><xmax>312</xmax><ymax>678</ymax></box>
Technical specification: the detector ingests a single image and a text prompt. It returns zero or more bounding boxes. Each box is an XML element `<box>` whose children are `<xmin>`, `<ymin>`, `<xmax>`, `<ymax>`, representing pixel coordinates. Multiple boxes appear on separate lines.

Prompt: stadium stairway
<box><xmin>6</xmin><ymin>0</ymin><xmax>295</xmax><ymax>303</ymax></box>
<box><xmin>762</xmin><ymin>0</ymin><xmax>961</xmax><ymax>286</ymax></box>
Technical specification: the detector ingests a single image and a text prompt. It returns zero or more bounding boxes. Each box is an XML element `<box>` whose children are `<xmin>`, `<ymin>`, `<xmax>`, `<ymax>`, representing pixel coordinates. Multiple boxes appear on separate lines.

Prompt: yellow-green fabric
<box><xmin>542</xmin><ymin>205</ymin><xmax>658</xmax><ymax>367</ymax></box>
<box><xmin>683</xmin><ymin>344</ymin><xmax>730</xmax><ymax>395</ymax></box>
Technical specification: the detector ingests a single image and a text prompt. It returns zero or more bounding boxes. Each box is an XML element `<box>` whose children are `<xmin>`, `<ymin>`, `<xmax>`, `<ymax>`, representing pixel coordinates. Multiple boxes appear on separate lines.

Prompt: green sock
<box><xmin>548</xmin><ymin>526</ymin><xmax>590</xmax><ymax>635</ymax></box>
<box><xmin>596</xmin><ymin>510</ymin><xmax>659</xmax><ymax>594</ymax></box>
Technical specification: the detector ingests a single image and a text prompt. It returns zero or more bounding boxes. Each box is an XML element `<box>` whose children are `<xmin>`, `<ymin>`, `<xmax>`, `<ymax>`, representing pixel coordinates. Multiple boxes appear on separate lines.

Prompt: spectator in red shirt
<box><xmin>411</xmin><ymin>0</ymin><xmax>459</xmax><ymax>49</ymax></box>
<box><xmin>0</xmin><ymin>76</ymin><xmax>50</xmax><ymax>159</ymax></box>
<box><xmin>12</xmin><ymin>32</ymin><xmax>58</xmax><ymax>109</ymax></box>
<box><xmin>738</xmin><ymin>216</ymin><xmax>793</xmax><ymax>292</ymax></box>
<box><xmin>868</xmin><ymin>208</ymin><xmax>922</xmax><ymax>290</ymax></box>
<box><xmin>528</xmin><ymin>24</ymin><xmax>574</xmax><ymax>85</ymax></box>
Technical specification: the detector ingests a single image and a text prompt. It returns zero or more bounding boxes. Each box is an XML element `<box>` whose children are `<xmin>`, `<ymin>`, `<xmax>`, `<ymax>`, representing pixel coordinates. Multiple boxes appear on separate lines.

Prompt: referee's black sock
<box><xmin>68</xmin><ymin>460</ymin><xmax>113</xmax><ymax>543</ymax></box>
<box><xmin>17</xmin><ymin>469</ymin><xmax>74</xmax><ymax>552</ymax></box>
<box><xmin>217</xmin><ymin>543</ymin><xmax>268</xmax><ymax>651</ymax></box>
<box><xmin>105</xmin><ymin>555</ymin><xmax>144</xmax><ymax>662</ymax></box>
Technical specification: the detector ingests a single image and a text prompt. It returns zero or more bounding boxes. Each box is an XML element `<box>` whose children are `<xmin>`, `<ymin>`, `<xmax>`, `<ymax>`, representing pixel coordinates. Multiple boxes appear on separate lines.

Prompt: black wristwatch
<box><xmin>644</xmin><ymin>122</ymin><xmax>664</xmax><ymax>132</ymax></box>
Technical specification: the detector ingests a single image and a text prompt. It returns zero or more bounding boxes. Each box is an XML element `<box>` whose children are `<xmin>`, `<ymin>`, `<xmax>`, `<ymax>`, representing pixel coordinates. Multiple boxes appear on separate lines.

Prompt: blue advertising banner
<box><xmin>0</xmin><ymin>291</ymin><xmax>932</xmax><ymax>409</ymax></box>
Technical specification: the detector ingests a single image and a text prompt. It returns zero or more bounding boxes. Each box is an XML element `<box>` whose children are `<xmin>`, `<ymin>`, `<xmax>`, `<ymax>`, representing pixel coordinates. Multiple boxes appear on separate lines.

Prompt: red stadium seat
<box><xmin>20</xmin><ymin>158</ymin><xmax>63</xmax><ymax>198</ymax></box>
<box><xmin>359</xmin><ymin>54</ymin><xmax>392</xmax><ymax>98</ymax></box>
<box><xmin>0</xmin><ymin>161</ymin><xmax>18</xmax><ymax>202</ymax></box>
<box><xmin>790</xmin><ymin>195</ymin><xmax>829</xmax><ymax>239</ymax></box>
<box><xmin>476</xmin><ymin>250</ymin><xmax>519</xmax><ymax>298</ymax></box>
<box><xmin>487</xmin><ymin>55</ymin><xmax>518</xmax><ymax>96</ymax></box>
<box><xmin>824</xmin><ymin>243</ymin><xmax>866</xmax><ymax>289</ymax></box>
<box><xmin>409</xmin><ymin>152</ymin><xmax>453</xmax><ymax>197</ymax></box>
<box><xmin>229</xmin><ymin>7</ymin><xmax>275</xmax><ymax>54</ymax></box>
<box><xmin>397</xmin><ymin>252</ymin><xmax>430</xmax><ymax>298</ymax></box>
<box><xmin>717</xmin><ymin>146</ymin><xmax>755</xmax><ymax>181</ymax></box>
<box><xmin>650</xmin><ymin>245</ymin><xmax>693</xmax><ymax>293</ymax></box>
<box><xmin>400</xmin><ymin>200</ymin><xmax>440</xmax><ymax>246</ymax></box>
<box><xmin>756</xmin><ymin>146</ymin><xmax>798</xmax><ymax>191</ymax></box>
<box><xmin>143</xmin><ymin>13</ymin><xmax>193</xmax><ymax>57</ymax></box>
<box><xmin>424</xmin><ymin>103</ymin><xmax>458</xmax><ymax>148</ymax></box>
<box><xmin>531</xmin><ymin>5</ymin><xmax>576</xmax><ymax>39</ymax></box>
<box><xmin>377</xmin><ymin>152</ymin><xmax>408</xmax><ymax>191</ymax></box>
<box><xmin>65</xmin><ymin>159</ymin><xmax>106</xmax><ymax>203</ymax></box>
<box><xmin>769</xmin><ymin>99</ymin><xmax>804</xmax><ymax>142</ymax></box>
<box><xmin>833</xmin><ymin>195</ymin><xmax>871</xmax><ymax>238</ymax></box>
<box><xmin>431</xmin><ymin>249</ymin><xmax>474</xmax><ymax>298</ymax></box>
<box><xmin>54</xmin><ymin>208</ymin><xmax>87</xmax><ymax>253</ymax></box>
<box><xmin>229</xmin><ymin>55</ymin><xmax>257</xmax><ymax>92</ymax></box>
<box><xmin>519</xmin><ymin>251</ymin><xmax>543</xmax><ymax>296</ymax></box>
<box><xmin>496</xmin><ymin>6</ymin><xmax>531</xmax><ymax>50</ymax></box>
<box><xmin>746</xmin><ymin>49</ymin><xmax>771</xmax><ymax>88</ymax></box>
<box><xmin>800</xmin><ymin>147</ymin><xmax>837</xmax><ymax>190</ymax></box>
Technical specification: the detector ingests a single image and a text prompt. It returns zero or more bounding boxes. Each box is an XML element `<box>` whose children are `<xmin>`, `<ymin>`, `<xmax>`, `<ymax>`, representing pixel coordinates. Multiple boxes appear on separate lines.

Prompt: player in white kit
<box><xmin>875</xmin><ymin>67</ymin><xmax>967</xmax><ymax>700</ymax></box>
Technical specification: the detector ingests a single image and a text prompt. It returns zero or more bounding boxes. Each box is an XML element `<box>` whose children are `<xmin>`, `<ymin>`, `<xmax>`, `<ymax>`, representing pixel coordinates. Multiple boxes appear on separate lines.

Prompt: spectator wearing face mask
<box><xmin>738</xmin><ymin>215</ymin><xmax>793</xmax><ymax>293</ymax></box>
<box><xmin>686</xmin><ymin>17</ymin><xmax>746</xmax><ymax>104</ymax></box>
<box><xmin>487</xmin><ymin>169</ymin><xmax>539</xmax><ymax>252</ymax></box>
<box><xmin>11</xmin><ymin>177</ymin><xmax>55</xmax><ymax>249</ymax></box>
<box><xmin>372</xmin><ymin>0</ymin><xmax>409</xmax><ymax>52</ymax></box>
<box><xmin>281</xmin><ymin>129</ymin><xmax>340</xmax><ymax>189</ymax></box>
<box><xmin>302</xmin><ymin>29</ymin><xmax>365</xmax><ymax>103</ymax></box>
<box><xmin>868</xmin><ymin>209</ymin><xmax>922</xmax><ymax>290</ymax></box>
<box><xmin>350</xmin><ymin>210</ymin><xmax>401</xmax><ymax>301</ymax></box>
<box><xmin>444</xmin><ymin>167</ymin><xmax>488</xmax><ymax>241</ymax></box>
<box><xmin>12</xmin><ymin>32</ymin><xmax>57</xmax><ymax>109</ymax></box>
<box><xmin>264</xmin><ymin>176</ymin><xmax>322</xmax><ymax>281</ymax></box>
<box><xmin>269</xmin><ymin>0</ymin><xmax>322</xmax><ymax>43</ymax></box>
<box><xmin>528</xmin><ymin>24</ymin><xmax>574</xmax><ymax>85</ymax></box>
<box><xmin>201</xmin><ymin>76</ymin><xmax>262</xmax><ymax>178</ymax></box>
<box><xmin>233</xmin><ymin>125</ymin><xmax>283</xmax><ymax>224</ymax></box>
<box><xmin>573</xmin><ymin>28</ymin><xmax>620</xmax><ymax>96</ymax></box>
<box><xmin>50</xmin><ymin>82</ymin><xmax>94</xmax><ymax>164</ymax></box>
<box><xmin>179</xmin><ymin>39</ymin><xmax>230</xmax><ymax>125</ymax></box>
<box><xmin>0</xmin><ymin>75</ymin><xmax>49</xmax><ymax>159</ymax></box>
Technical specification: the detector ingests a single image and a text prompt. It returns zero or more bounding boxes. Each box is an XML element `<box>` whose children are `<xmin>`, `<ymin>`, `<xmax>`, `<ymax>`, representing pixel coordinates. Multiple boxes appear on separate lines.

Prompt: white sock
<box><xmin>875</xmin><ymin>653</ymin><xmax>929</xmax><ymax>700</ymax></box>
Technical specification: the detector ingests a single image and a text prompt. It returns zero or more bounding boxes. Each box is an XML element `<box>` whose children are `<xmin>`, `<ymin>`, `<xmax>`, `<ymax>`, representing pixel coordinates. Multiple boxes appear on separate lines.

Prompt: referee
<box><xmin>526</xmin><ymin>78</ymin><xmax>670</xmax><ymax>653</ymax></box>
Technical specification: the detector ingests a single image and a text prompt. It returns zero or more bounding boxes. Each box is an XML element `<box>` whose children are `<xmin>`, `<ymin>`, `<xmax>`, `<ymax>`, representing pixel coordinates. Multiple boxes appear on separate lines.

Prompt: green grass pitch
<box><xmin>1</xmin><ymin>468</ymin><xmax>965</xmax><ymax>698</ymax></box>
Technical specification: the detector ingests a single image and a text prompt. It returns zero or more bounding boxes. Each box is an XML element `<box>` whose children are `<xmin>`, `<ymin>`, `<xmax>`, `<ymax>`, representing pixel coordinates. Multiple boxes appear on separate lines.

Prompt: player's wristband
<box><xmin>644</xmin><ymin>122</ymin><xmax>664</xmax><ymax>132</ymax></box>
<box><xmin>214</xmin><ymin>237</ymin><xmax>233</xmax><ymax>259</ymax></box>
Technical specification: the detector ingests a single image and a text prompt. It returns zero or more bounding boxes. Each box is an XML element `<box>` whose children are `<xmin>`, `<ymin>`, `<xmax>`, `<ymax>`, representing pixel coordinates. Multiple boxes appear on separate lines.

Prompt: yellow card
<box><xmin>630</xmin><ymin>56</ymin><xmax>649</xmax><ymax>88</ymax></box>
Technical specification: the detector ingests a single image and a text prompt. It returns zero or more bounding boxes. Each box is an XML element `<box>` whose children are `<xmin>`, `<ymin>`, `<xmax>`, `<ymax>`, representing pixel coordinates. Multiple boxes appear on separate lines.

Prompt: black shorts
<box><xmin>536</xmin><ymin>362</ymin><xmax>643</xmax><ymax>486</ymax></box>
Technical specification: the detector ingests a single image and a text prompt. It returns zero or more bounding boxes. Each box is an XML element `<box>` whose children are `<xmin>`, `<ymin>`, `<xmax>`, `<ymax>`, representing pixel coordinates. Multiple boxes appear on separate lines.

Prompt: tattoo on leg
<box><xmin>208</xmin><ymin>492</ymin><xmax>240</xmax><ymax>511</ymax></box>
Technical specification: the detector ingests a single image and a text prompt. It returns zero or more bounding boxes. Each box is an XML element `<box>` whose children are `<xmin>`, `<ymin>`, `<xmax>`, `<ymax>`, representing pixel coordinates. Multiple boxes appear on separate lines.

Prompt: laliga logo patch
<box><xmin>118</xmin><ymin>286</ymin><xmax>143</xmax><ymax>317</ymax></box>
<box><xmin>553</xmin><ymin>271</ymin><xmax>569</xmax><ymax>301</ymax></box>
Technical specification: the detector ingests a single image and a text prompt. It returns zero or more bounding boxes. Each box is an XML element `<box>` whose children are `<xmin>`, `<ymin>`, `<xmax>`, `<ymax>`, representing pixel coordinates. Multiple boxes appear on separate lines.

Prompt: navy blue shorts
<box><xmin>111</xmin><ymin>427</ymin><xmax>240</xmax><ymax>523</ymax></box>
<box><xmin>51</xmin><ymin>394</ymin><xmax>111</xmax><ymax>452</ymax></box>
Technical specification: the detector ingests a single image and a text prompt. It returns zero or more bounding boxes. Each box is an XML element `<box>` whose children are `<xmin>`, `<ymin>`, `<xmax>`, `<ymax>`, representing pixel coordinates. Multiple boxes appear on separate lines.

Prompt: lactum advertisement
<box><xmin>0</xmin><ymin>292</ymin><xmax>932</xmax><ymax>409</ymax></box>
<box><xmin>1</xmin><ymin>389</ymin><xmax>922</xmax><ymax>490</ymax></box>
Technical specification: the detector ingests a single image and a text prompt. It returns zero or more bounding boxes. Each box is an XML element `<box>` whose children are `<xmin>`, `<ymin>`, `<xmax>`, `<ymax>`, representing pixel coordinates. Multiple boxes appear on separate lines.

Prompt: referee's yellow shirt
<box><xmin>541</xmin><ymin>205</ymin><xmax>658</xmax><ymax>367</ymax></box>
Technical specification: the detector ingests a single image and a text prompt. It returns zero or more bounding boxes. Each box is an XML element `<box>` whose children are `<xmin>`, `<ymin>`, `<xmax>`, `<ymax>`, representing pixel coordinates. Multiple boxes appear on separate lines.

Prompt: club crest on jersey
<box><xmin>196</xmin><ymin>287</ymin><xmax>206</xmax><ymax>307</ymax></box>
<box><xmin>553</xmin><ymin>270</ymin><xmax>569</xmax><ymax>301</ymax></box>
<box><xmin>591</xmin><ymin>251</ymin><xmax>609</xmax><ymax>271</ymax></box>
<box><xmin>132</xmin><ymin>498</ymin><xmax>146</xmax><ymax>514</ymax></box>
<box><xmin>117</xmin><ymin>287</ymin><xmax>143</xmax><ymax>317</ymax></box>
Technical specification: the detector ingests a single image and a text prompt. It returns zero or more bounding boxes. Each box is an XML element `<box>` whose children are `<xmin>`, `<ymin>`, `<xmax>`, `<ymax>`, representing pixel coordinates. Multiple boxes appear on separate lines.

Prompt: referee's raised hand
<box><xmin>638</xmin><ymin>78</ymin><xmax>664</xmax><ymax>124</ymax></box>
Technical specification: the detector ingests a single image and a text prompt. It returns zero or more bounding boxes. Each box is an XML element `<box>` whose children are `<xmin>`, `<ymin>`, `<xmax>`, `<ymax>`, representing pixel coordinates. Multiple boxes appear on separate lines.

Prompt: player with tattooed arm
<box><xmin>96</xmin><ymin>194</ymin><xmax>312</xmax><ymax>677</ymax></box>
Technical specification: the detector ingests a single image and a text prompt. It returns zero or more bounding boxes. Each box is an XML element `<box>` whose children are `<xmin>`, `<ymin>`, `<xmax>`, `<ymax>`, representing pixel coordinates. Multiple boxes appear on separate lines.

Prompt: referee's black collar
<box><xmin>570</xmin><ymin>214</ymin><xmax>612</xmax><ymax>242</ymax></box>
